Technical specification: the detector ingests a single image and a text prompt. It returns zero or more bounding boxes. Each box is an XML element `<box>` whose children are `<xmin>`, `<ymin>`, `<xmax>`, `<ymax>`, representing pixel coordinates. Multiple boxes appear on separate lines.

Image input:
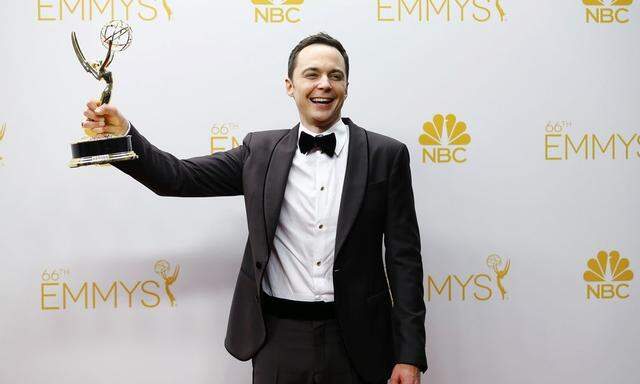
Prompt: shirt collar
<box><xmin>298</xmin><ymin>118</ymin><xmax>348</xmax><ymax>157</ymax></box>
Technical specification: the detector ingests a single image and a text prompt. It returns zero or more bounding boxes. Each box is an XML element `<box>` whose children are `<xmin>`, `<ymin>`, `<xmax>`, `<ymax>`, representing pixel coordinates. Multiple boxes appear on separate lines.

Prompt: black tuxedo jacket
<box><xmin>114</xmin><ymin>118</ymin><xmax>427</xmax><ymax>381</ymax></box>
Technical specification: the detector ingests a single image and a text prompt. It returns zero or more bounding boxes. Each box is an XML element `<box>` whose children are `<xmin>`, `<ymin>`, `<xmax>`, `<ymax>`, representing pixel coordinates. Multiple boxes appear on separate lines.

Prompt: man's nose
<box><xmin>316</xmin><ymin>74</ymin><xmax>332</xmax><ymax>89</ymax></box>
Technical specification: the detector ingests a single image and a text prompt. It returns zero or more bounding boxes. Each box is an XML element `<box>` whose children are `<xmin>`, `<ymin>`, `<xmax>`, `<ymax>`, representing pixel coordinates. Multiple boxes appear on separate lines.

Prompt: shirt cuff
<box><xmin>122</xmin><ymin>120</ymin><xmax>131</xmax><ymax>136</ymax></box>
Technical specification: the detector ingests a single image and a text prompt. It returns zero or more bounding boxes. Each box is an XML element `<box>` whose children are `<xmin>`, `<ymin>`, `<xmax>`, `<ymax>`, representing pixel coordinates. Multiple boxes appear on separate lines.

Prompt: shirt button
<box><xmin>316</xmin><ymin>261</ymin><xmax>321</xmax><ymax>266</ymax></box>
<box><xmin>320</xmin><ymin>186</ymin><xmax>325</xmax><ymax>191</ymax></box>
<box><xmin>319</xmin><ymin>224</ymin><xmax>324</xmax><ymax>229</ymax></box>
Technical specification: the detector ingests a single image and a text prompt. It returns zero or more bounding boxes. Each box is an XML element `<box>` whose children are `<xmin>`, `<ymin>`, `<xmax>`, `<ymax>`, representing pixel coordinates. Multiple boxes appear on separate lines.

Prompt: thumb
<box><xmin>95</xmin><ymin>104</ymin><xmax>125</xmax><ymax>128</ymax></box>
<box><xmin>94</xmin><ymin>104</ymin><xmax>117</xmax><ymax>117</ymax></box>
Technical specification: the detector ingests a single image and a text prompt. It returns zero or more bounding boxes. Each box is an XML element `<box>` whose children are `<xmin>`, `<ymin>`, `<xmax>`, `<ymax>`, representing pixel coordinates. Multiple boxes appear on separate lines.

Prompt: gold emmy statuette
<box><xmin>69</xmin><ymin>20</ymin><xmax>138</xmax><ymax>168</ymax></box>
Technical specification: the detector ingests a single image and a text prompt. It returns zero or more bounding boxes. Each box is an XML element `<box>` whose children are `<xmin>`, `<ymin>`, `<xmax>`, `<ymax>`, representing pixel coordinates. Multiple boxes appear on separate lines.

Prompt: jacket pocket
<box><xmin>366</xmin><ymin>288</ymin><xmax>390</xmax><ymax>305</ymax></box>
<box><xmin>366</xmin><ymin>179</ymin><xmax>388</xmax><ymax>192</ymax></box>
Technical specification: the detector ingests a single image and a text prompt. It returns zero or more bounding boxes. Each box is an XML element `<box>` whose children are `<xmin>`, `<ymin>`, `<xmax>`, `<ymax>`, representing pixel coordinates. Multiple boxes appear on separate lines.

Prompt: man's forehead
<box><xmin>296</xmin><ymin>44</ymin><xmax>346</xmax><ymax>71</ymax></box>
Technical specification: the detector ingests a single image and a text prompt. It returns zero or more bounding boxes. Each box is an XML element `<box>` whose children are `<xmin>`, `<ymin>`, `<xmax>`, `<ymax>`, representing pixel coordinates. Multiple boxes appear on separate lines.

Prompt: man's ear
<box><xmin>285</xmin><ymin>77</ymin><xmax>294</xmax><ymax>97</ymax></box>
<box><xmin>345</xmin><ymin>81</ymin><xmax>349</xmax><ymax>97</ymax></box>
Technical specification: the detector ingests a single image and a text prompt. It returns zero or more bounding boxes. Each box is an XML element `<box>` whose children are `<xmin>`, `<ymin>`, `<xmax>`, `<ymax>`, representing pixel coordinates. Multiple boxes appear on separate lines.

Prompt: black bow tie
<box><xmin>298</xmin><ymin>131</ymin><xmax>336</xmax><ymax>157</ymax></box>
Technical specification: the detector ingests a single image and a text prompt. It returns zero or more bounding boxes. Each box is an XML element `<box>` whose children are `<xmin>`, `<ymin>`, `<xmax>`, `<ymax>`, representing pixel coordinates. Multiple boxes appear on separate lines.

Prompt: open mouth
<box><xmin>310</xmin><ymin>97</ymin><xmax>334</xmax><ymax>105</ymax></box>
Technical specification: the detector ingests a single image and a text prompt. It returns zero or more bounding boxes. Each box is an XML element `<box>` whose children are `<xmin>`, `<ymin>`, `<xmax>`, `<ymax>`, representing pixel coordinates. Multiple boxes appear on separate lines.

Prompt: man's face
<box><xmin>286</xmin><ymin>44</ymin><xmax>348</xmax><ymax>130</ymax></box>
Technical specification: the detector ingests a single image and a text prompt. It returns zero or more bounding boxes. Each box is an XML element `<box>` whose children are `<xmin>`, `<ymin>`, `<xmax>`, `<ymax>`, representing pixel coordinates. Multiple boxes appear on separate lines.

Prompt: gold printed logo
<box><xmin>487</xmin><ymin>254</ymin><xmax>510</xmax><ymax>300</ymax></box>
<box><xmin>544</xmin><ymin>121</ymin><xmax>640</xmax><ymax>161</ymax></box>
<box><xmin>0</xmin><ymin>123</ymin><xmax>5</xmax><ymax>165</ymax></box>
<box><xmin>162</xmin><ymin>0</ymin><xmax>172</xmax><ymax>20</ymax></box>
<box><xmin>419</xmin><ymin>114</ymin><xmax>471</xmax><ymax>164</ymax></box>
<box><xmin>377</xmin><ymin>0</ymin><xmax>507</xmax><ymax>23</ymax></box>
<box><xmin>40</xmin><ymin>260</ymin><xmax>181</xmax><ymax>311</ymax></box>
<box><xmin>155</xmin><ymin>260</ymin><xmax>179</xmax><ymax>307</ymax></box>
<box><xmin>584</xmin><ymin>250</ymin><xmax>633</xmax><ymax>299</ymax></box>
<box><xmin>210</xmin><ymin>123</ymin><xmax>242</xmax><ymax>154</ymax></box>
<box><xmin>36</xmin><ymin>0</ymin><xmax>173</xmax><ymax>22</ymax></box>
<box><xmin>583</xmin><ymin>0</ymin><xmax>634</xmax><ymax>23</ymax></box>
<box><xmin>252</xmin><ymin>0</ymin><xmax>304</xmax><ymax>23</ymax></box>
<box><xmin>427</xmin><ymin>255</ymin><xmax>510</xmax><ymax>301</ymax></box>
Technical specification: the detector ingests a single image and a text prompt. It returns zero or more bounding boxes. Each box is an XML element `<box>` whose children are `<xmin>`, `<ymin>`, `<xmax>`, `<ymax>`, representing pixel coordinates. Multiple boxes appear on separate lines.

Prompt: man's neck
<box><xmin>301</xmin><ymin>116</ymin><xmax>342</xmax><ymax>134</ymax></box>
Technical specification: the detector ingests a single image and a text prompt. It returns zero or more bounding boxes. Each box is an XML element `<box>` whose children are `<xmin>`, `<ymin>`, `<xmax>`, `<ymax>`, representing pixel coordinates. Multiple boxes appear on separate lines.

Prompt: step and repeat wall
<box><xmin>0</xmin><ymin>1</ymin><xmax>638</xmax><ymax>383</ymax></box>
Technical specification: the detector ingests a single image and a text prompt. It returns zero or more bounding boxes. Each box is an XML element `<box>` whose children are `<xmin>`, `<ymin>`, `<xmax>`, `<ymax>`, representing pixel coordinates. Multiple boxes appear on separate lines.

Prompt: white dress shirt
<box><xmin>261</xmin><ymin>119</ymin><xmax>349</xmax><ymax>302</ymax></box>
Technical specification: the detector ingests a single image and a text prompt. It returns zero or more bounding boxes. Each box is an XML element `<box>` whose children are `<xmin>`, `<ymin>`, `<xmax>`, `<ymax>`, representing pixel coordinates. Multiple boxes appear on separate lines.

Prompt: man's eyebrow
<box><xmin>302</xmin><ymin>67</ymin><xmax>345</xmax><ymax>75</ymax></box>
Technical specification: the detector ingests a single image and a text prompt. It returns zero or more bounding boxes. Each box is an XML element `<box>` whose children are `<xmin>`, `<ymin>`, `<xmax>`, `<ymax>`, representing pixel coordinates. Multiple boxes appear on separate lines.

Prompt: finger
<box><xmin>94</xmin><ymin>103</ymin><xmax>117</xmax><ymax>116</ymax></box>
<box><xmin>83</xmin><ymin>110</ymin><xmax>104</xmax><ymax>122</ymax></box>
<box><xmin>82</xmin><ymin>120</ymin><xmax>105</xmax><ymax>129</ymax></box>
<box><xmin>86</xmin><ymin>99</ymin><xmax>100</xmax><ymax>111</ymax></box>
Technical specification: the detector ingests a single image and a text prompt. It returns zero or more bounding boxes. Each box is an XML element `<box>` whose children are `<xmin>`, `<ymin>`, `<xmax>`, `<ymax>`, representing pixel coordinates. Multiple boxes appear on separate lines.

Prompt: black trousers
<box><xmin>252</xmin><ymin>313</ymin><xmax>388</xmax><ymax>384</ymax></box>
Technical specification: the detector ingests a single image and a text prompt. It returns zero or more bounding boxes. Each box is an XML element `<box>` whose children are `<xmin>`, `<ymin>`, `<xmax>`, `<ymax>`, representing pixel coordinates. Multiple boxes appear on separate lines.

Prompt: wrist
<box><xmin>119</xmin><ymin>120</ymin><xmax>131</xmax><ymax>136</ymax></box>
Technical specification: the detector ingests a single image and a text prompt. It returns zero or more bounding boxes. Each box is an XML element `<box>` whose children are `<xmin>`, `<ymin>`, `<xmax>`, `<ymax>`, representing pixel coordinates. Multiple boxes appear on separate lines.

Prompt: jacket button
<box><xmin>334</xmin><ymin>268</ymin><xmax>340</xmax><ymax>272</ymax></box>
<box><xmin>256</xmin><ymin>261</ymin><xmax>262</xmax><ymax>269</ymax></box>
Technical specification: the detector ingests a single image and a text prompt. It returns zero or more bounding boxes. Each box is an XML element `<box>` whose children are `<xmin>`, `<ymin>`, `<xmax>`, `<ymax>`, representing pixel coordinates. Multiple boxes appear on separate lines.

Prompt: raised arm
<box><xmin>82</xmin><ymin>100</ymin><xmax>250</xmax><ymax>197</ymax></box>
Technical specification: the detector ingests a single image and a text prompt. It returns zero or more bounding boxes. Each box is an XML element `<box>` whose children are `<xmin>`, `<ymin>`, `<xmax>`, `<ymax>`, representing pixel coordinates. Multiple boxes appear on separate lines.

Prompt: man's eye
<box><xmin>331</xmin><ymin>75</ymin><xmax>343</xmax><ymax>81</ymax></box>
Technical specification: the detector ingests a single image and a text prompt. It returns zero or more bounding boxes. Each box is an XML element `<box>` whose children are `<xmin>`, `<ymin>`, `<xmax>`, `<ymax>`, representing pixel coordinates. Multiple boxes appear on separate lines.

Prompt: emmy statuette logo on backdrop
<box><xmin>487</xmin><ymin>254</ymin><xmax>510</xmax><ymax>300</ymax></box>
<box><xmin>69</xmin><ymin>20</ymin><xmax>138</xmax><ymax>168</ymax></box>
<box><xmin>155</xmin><ymin>260</ymin><xmax>180</xmax><ymax>307</ymax></box>
<box><xmin>0</xmin><ymin>123</ymin><xmax>6</xmax><ymax>166</ymax></box>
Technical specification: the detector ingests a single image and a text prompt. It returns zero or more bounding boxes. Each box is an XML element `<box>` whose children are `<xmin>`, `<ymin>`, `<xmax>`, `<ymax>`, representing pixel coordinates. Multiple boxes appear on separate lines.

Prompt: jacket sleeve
<box><xmin>383</xmin><ymin>143</ymin><xmax>428</xmax><ymax>372</ymax></box>
<box><xmin>112</xmin><ymin>124</ymin><xmax>251</xmax><ymax>197</ymax></box>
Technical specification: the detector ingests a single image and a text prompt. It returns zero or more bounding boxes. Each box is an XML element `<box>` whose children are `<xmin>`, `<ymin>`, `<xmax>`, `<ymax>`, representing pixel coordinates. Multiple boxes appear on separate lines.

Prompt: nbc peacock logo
<box><xmin>583</xmin><ymin>0</ymin><xmax>634</xmax><ymax>23</ymax></box>
<box><xmin>252</xmin><ymin>0</ymin><xmax>304</xmax><ymax>23</ymax></box>
<box><xmin>584</xmin><ymin>250</ymin><xmax>634</xmax><ymax>300</ymax></box>
<box><xmin>419</xmin><ymin>114</ymin><xmax>471</xmax><ymax>164</ymax></box>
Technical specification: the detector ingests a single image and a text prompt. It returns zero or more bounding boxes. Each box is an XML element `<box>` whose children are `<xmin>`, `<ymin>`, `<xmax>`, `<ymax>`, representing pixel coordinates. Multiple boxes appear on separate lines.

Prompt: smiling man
<box><xmin>81</xmin><ymin>33</ymin><xmax>427</xmax><ymax>384</ymax></box>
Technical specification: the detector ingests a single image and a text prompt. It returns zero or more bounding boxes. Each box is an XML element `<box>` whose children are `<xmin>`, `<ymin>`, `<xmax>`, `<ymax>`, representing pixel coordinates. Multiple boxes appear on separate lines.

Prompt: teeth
<box><xmin>311</xmin><ymin>98</ymin><xmax>333</xmax><ymax>104</ymax></box>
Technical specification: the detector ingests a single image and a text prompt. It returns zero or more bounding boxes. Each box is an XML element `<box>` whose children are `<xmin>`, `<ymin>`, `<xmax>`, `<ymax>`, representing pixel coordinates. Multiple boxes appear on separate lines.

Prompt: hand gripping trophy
<box><xmin>69</xmin><ymin>20</ymin><xmax>138</xmax><ymax>168</ymax></box>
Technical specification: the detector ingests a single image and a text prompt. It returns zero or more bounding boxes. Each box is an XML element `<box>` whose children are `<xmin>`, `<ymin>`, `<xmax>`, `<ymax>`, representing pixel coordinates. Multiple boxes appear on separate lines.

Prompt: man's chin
<box><xmin>309</xmin><ymin>111</ymin><xmax>340</xmax><ymax>128</ymax></box>
<box><xmin>309</xmin><ymin>114</ymin><xmax>341</xmax><ymax>129</ymax></box>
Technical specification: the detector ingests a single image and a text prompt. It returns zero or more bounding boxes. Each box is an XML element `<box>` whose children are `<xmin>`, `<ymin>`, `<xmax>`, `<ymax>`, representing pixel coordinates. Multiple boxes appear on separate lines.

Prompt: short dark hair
<box><xmin>288</xmin><ymin>32</ymin><xmax>350</xmax><ymax>80</ymax></box>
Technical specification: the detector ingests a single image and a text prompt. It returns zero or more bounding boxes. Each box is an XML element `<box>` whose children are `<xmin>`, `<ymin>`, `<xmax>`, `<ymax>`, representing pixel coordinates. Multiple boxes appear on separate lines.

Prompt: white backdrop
<box><xmin>1</xmin><ymin>1</ymin><xmax>638</xmax><ymax>383</ymax></box>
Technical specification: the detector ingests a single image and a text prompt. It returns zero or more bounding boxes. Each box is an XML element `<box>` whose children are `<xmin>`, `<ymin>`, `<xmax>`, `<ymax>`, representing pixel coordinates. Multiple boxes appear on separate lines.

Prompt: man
<box><xmin>81</xmin><ymin>33</ymin><xmax>427</xmax><ymax>384</ymax></box>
